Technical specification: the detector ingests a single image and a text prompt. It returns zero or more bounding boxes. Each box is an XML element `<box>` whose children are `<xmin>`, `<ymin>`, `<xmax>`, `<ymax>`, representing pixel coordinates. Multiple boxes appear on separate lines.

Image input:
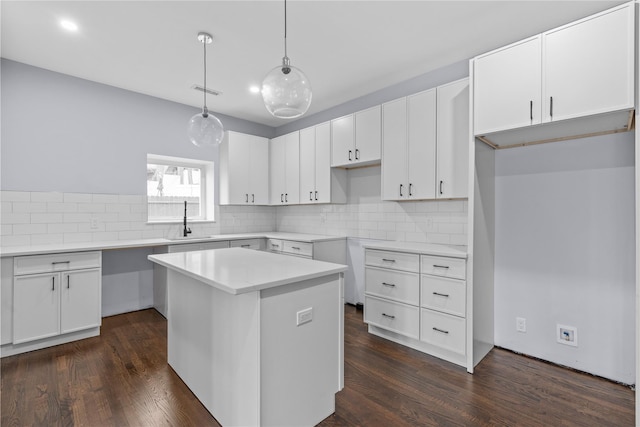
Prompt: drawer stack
<box><xmin>364</xmin><ymin>247</ymin><xmax>467</xmax><ymax>367</ymax></box>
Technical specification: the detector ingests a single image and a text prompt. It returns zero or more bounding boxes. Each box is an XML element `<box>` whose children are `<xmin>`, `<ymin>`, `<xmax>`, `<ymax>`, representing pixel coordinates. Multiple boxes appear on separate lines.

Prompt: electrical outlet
<box><xmin>90</xmin><ymin>216</ymin><xmax>99</xmax><ymax>229</ymax></box>
<box><xmin>296</xmin><ymin>307</ymin><xmax>313</xmax><ymax>326</ymax></box>
<box><xmin>516</xmin><ymin>317</ymin><xmax>526</xmax><ymax>333</ymax></box>
<box><xmin>557</xmin><ymin>324</ymin><xmax>578</xmax><ymax>347</ymax></box>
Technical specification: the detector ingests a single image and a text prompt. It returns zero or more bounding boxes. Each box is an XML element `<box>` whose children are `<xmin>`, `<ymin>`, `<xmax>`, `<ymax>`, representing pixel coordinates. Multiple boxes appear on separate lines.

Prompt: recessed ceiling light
<box><xmin>249</xmin><ymin>86</ymin><xmax>261</xmax><ymax>94</ymax></box>
<box><xmin>60</xmin><ymin>19</ymin><xmax>78</xmax><ymax>32</ymax></box>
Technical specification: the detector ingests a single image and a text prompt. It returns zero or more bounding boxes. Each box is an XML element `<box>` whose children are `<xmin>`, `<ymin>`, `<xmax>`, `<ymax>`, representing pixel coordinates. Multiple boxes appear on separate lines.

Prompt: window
<box><xmin>147</xmin><ymin>154</ymin><xmax>214</xmax><ymax>222</ymax></box>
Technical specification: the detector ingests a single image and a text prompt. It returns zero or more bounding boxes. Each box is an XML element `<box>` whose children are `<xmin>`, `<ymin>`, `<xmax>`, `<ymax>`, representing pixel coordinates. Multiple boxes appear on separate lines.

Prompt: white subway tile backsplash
<box><xmin>1</xmin><ymin>235</ymin><xmax>30</xmax><ymax>246</ymax></box>
<box><xmin>63</xmin><ymin>193</ymin><xmax>93</xmax><ymax>203</ymax></box>
<box><xmin>1</xmin><ymin>225</ymin><xmax>12</xmax><ymax>235</ymax></box>
<box><xmin>12</xmin><ymin>202</ymin><xmax>47</xmax><ymax>213</ymax></box>
<box><xmin>48</xmin><ymin>223</ymin><xmax>79</xmax><ymax>234</ymax></box>
<box><xmin>1</xmin><ymin>191</ymin><xmax>31</xmax><ymax>202</ymax></box>
<box><xmin>31</xmin><ymin>192</ymin><xmax>63</xmax><ymax>202</ymax></box>
<box><xmin>13</xmin><ymin>224</ymin><xmax>47</xmax><ymax>235</ymax></box>
<box><xmin>31</xmin><ymin>233</ymin><xmax>64</xmax><ymax>245</ymax></box>
<box><xmin>47</xmin><ymin>202</ymin><xmax>78</xmax><ymax>213</ymax></box>
<box><xmin>31</xmin><ymin>213</ymin><xmax>64</xmax><ymax>224</ymax></box>
<box><xmin>3</xmin><ymin>213</ymin><xmax>30</xmax><ymax>224</ymax></box>
<box><xmin>64</xmin><ymin>232</ymin><xmax>93</xmax><ymax>243</ymax></box>
<box><xmin>92</xmin><ymin>194</ymin><xmax>120</xmax><ymax>203</ymax></box>
<box><xmin>77</xmin><ymin>203</ymin><xmax>107</xmax><ymax>213</ymax></box>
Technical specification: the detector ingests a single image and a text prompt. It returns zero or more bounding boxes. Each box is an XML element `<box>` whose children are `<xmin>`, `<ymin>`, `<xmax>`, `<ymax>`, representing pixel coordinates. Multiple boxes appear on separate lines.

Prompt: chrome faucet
<box><xmin>183</xmin><ymin>201</ymin><xmax>192</xmax><ymax>237</ymax></box>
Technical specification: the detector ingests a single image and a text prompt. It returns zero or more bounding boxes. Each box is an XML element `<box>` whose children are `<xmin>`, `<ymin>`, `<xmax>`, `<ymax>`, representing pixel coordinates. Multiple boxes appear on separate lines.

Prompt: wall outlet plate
<box><xmin>516</xmin><ymin>317</ymin><xmax>526</xmax><ymax>333</ymax></box>
<box><xmin>557</xmin><ymin>324</ymin><xmax>578</xmax><ymax>347</ymax></box>
<box><xmin>296</xmin><ymin>307</ymin><xmax>313</xmax><ymax>326</ymax></box>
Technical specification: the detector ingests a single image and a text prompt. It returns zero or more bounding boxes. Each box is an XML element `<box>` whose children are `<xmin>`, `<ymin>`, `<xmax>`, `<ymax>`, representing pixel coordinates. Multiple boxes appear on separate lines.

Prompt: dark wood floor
<box><xmin>1</xmin><ymin>306</ymin><xmax>634</xmax><ymax>426</ymax></box>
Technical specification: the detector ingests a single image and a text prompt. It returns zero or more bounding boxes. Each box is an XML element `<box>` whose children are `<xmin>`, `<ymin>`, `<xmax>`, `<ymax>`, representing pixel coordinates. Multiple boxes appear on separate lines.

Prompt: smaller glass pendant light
<box><xmin>187</xmin><ymin>32</ymin><xmax>224</xmax><ymax>147</ymax></box>
<box><xmin>261</xmin><ymin>0</ymin><xmax>312</xmax><ymax>119</ymax></box>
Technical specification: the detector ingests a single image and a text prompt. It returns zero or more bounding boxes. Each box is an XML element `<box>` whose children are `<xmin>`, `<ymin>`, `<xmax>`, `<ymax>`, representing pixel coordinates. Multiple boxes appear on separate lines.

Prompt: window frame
<box><xmin>146</xmin><ymin>153</ymin><xmax>215</xmax><ymax>223</ymax></box>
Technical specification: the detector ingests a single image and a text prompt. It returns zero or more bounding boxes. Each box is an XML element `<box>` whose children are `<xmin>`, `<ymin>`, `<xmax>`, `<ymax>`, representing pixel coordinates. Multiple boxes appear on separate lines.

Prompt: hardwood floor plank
<box><xmin>1</xmin><ymin>306</ymin><xmax>634</xmax><ymax>426</ymax></box>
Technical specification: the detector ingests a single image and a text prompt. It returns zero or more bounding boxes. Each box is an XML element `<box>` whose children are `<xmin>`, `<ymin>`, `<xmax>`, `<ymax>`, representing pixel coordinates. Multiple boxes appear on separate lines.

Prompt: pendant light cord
<box><xmin>283</xmin><ymin>0</ymin><xmax>288</xmax><ymax>59</ymax></box>
<box><xmin>202</xmin><ymin>36</ymin><xmax>208</xmax><ymax>114</ymax></box>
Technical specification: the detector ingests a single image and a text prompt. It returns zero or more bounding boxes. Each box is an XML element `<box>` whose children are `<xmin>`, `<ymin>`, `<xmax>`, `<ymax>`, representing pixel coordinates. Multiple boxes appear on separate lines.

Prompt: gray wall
<box><xmin>493</xmin><ymin>132</ymin><xmax>636</xmax><ymax>384</ymax></box>
<box><xmin>1</xmin><ymin>59</ymin><xmax>274</xmax><ymax>195</ymax></box>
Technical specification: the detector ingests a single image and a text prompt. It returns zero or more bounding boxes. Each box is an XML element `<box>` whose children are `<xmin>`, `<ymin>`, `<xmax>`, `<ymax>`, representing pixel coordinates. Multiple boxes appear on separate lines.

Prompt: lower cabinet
<box><xmin>12</xmin><ymin>251</ymin><xmax>102</xmax><ymax>346</ymax></box>
<box><xmin>364</xmin><ymin>247</ymin><xmax>467</xmax><ymax>368</ymax></box>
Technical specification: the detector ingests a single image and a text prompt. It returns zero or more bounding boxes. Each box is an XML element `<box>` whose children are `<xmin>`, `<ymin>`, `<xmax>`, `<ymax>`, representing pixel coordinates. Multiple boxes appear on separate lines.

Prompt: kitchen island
<box><xmin>147</xmin><ymin>247</ymin><xmax>347</xmax><ymax>427</ymax></box>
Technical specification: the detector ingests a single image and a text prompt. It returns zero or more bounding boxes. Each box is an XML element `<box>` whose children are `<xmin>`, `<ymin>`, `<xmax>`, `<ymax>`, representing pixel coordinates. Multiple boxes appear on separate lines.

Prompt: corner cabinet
<box><xmin>299</xmin><ymin>122</ymin><xmax>347</xmax><ymax>204</ymax></box>
<box><xmin>473</xmin><ymin>2</ymin><xmax>635</xmax><ymax>148</ymax></box>
<box><xmin>11</xmin><ymin>251</ymin><xmax>102</xmax><ymax>349</ymax></box>
<box><xmin>269</xmin><ymin>131</ymin><xmax>300</xmax><ymax>205</ymax></box>
<box><xmin>219</xmin><ymin>131</ymin><xmax>269</xmax><ymax>205</ymax></box>
<box><xmin>331</xmin><ymin>106</ymin><xmax>381</xmax><ymax>168</ymax></box>
<box><xmin>382</xmin><ymin>78</ymin><xmax>469</xmax><ymax>201</ymax></box>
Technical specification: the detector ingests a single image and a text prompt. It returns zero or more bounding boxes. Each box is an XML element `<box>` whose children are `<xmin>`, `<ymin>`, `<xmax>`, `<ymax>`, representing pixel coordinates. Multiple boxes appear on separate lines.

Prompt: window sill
<box><xmin>147</xmin><ymin>219</ymin><xmax>216</xmax><ymax>225</ymax></box>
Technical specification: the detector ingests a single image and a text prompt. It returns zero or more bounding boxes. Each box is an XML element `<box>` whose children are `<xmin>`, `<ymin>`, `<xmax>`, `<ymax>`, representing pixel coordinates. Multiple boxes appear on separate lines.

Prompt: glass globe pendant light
<box><xmin>261</xmin><ymin>0</ymin><xmax>312</xmax><ymax>119</ymax></box>
<box><xmin>187</xmin><ymin>32</ymin><xmax>224</xmax><ymax>147</ymax></box>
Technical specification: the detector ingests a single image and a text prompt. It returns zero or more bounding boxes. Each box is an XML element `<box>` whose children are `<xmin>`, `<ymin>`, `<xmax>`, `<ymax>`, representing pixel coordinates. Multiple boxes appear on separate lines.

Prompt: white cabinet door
<box><xmin>314</xmin><ymin>122</ymin><xmax>333</xmax><ymax>203</ymax></box>
<box><xmin>61</xmin><ymin>268</ymin><xmax>101</xmax><ymax>334</ymax></box>
<box><xmin>382</xmin><ymin>97</ymin><xmax>407</xmax><ymax>201</ymax></box>
<box><xmin>473</xmin><ymin>36</ymin><xmax>542</xmax><ymax>135</ymax></box>
<box><xmin>284</xmin><ymin>132</ymin><xmax>300</xmax><ymax>205</ymax></box>
<box><xmin>269</xmin><ymin>135</ymin><xmax>286</xmax><ymax>204</ymax></box>
<box><xmin>331</xmin><ymin>114</ymin><xmax>354</xmax><ymax>167</ymax></box>
<box><xmin>436</xmin><ymin>79</ymin><xmax>469</xmax><ymax>199</ymax></box>
<box><xmin>542</xmin><ymin>4</ymin><xmax>634</xmax><ymax>123</ymax></box>
<box><xmin>407</xmin><ymin>89</ymin><xmax>436</xmax><ymax>200</ymax></box>
<box><xmin>299</xmin><ymin>127</ymin><xmax>316</xmax><ymax>204</ymax></box>
<box><xmin>224</xmin><ymin>132</ymin><xmax>251</xmax><ymax>204</ymax></box>
<box><xmin>354</xmin><ymin>106</ymin><xmax>381</xmax><ymax>164</ymax></box>
<box><xmin>13</xmin><ymin>273</ymin><xmax>60</xmax><ymax>344</ymax></box>
<box><xmin>248</xmin><ymin>135</ymin><xmax>269</xmax><ymax>205</ymax></box>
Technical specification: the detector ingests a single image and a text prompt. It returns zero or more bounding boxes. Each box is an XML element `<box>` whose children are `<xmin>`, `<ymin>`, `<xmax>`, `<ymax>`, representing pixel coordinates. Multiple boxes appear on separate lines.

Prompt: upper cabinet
<box><xmin>382</xmin><ymin>79</ymin><xmax>469</xmax><ymax>202</ymax></box>
<box><xmin>473</xmin><ymin>2</ymin><xmax>635</xmax><ymax>148</ymax></box>
<box><xmin>219</xmin><ymin>131</ymin><xmax>269</xmax><ymax>205</ymax></box>
<box><xmin>270</xmin><ymin>131</ymin><xmax>300</xmax><ymax>205</ymax></box>
<box><xmin>299</xmin><ymin>123</ymin><xmax>347</xmax><ymax>204</ymax></box>
<box><xmin>331</xmin><ymin>106</ymin><xmax>381</xmax><ymax>168</ymax></box>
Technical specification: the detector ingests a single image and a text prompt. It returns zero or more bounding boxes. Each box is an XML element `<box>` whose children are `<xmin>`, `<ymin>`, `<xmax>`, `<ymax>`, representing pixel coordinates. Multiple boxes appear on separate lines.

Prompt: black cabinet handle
<box><xmin>433</xmin><ymin>327</ymin><xmax>449</xmax><ymax>334</ymax></box>
<box><xmin>432</xmin><ymin>292</ymin><xmax>449</xmax><ymax>298</ymax></box>
<box><xmin>439</xmin><ymin>181</ymin><xmax>443</xmax><ymax>195</ymax></box>
<box><xmin>348</xmin><ymin>150</ymin><xmax>352</xmax><ymax>161</ymax></box>
<box><xmin>355</xmin><ymin>149</ymin><xmax>360</xmax><ymax>160</ymax></box>
<box><xmin>382</xmin><ymin>282</ymin><xmax>396</xmax><ymax>287</ymax></box>
<box><xmin>252</xmin><ymin>194</ymin><xmax>255</xmax><ymax>203</ymax></box>
<box><xmin>285</xmin><ymin>193</ymin><xmax>288</xmax><ymax>203</ymax></box>
<box><xmin>245</xmin><ymin>194</ymin><xmax>249</xmax><ymax>203</ymax></box>
<box><xmin>550</xmin><ymin>96</ymin><xmax>553</xmax><ymax>118</ymax></box>
<box><xmin>52</xmin><ymin>261</ymin><xmax>70</xmax><ymax>266</ymax></box>
<box><xmin>315</xmin><ymin>191</ymin><xmax>318</xmax><ymax>201</ymax></box>
<box><xmin>309</xmin><ymin>192</ymin><xmax>313</xmax><ymax>201</ymax></box>
<box><xmin>409</xmin><ymin>183</ymin><xmax>413</xmax><ymax>196</ymax></box>
<box><xmin>530</xmin><ymin>100</ymin><xmax>533</xmax><ymax>121</ymax></box>
<box><xmin>281</xmin><ymin>194</ymin><xmax>284</xmax><ymax>203</ymax></box>
<box><xmin>52</xmin><ymin>276</ymin><xmax>55</xmax><ymax>291</ymax></box>
<box><xmin>399</xmin><ymin>184</ymin><xmax>403</xmax><ymax>197</ymax></box>
<box><xmin>382</xmin><ymin>313</ymin><xmax>395</xmax><ymax>320</ymax></box>
<box><xmin>382</xmin><ymin>258</ymin><xmax>396</xmax><ymax>263</ymax></box>
<box><xmin>67</xmin><ymin>275</ymin><xmax>70</xmax><ymax>289</ymax></box>
<box><xmin>433</xmin><ymin>265</ymin><xmax>450</xmax><ymax>269</ymax></box>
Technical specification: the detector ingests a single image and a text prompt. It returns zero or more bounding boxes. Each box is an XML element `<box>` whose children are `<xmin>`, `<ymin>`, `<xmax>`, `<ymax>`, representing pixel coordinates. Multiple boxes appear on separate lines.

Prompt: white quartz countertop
<box><xmin>363</xmin><ymin>241</ymin><xmax>468</xmax><ymax>259</ymax></box>
<box><xmin>0</xmin><ymin>232</ymin><xmax>346</xmax><ymax>257</ymax></box>
<box><xmin>148</xmin><ymin>247</ymin><xmax>348</xmax><ymax>295</ymax></box>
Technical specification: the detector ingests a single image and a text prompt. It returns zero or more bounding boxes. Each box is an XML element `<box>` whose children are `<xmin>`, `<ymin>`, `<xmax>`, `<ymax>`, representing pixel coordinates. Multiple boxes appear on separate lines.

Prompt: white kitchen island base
<box><xmin>149</xmin><ymin>248</ymin><xmax>346</xmax><ymax>427</ymax></box>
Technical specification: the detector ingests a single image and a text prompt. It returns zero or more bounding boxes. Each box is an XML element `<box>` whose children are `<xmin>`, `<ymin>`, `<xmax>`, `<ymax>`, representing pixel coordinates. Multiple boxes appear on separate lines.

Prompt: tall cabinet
<box><xmin>299</xmin><ymin>123</ymin><xmax>347</xmax><ymax>204</ymax></box>
<box><xmin>270</xmin><ymin>131</ymin><xmax>300</xmax><ymax>205</ymax></box>
<box><xmin>219</xmin><ymin>131</ymin><xmax>269</xmax><ymax>205</ymax></box>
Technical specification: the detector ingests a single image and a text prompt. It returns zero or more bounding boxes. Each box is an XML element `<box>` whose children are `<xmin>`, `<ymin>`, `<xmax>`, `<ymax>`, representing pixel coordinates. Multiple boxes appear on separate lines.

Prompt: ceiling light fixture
<box><xmin>261</xmin><ymin>0</ymin><xmax>312</xmax><ymax>119</ymax></box>
<box><xmin>60</xmin><ymin>19</ymin><xmax>78</xmax><ymax>32</ymax></box>
<box><xmin>187</xmin><ymin>32</ymin><xmax>224</xmax><ymax>147</ymax></box>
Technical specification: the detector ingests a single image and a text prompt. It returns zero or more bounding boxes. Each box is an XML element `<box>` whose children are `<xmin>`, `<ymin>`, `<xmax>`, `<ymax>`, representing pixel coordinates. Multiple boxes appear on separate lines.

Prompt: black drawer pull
<box><xmin>67</xmin><ymin>275</ymin><xmax>70</xmax><ymax>289</ymax></box>
<box><xmin>52</xmin><ymin>261</ymin><xmax>70</xmax><ymax>265</ymax></box>
<box><xmin>382</xmin><ymin>313</ymin><xmax>395</xmax><ymax>319</ymax></box>
<box><xmin>432</xmin><ymin>292</ymin><xmax>449</xmax><ymax>298</ymax></box>
<box><xmin>433</xmin><ymin>327</ymin><xmax>449</xmax><ymax>334</ymax></box>
<box><xmin>433</xmin><ymin>265</ymin><xmax>450</xmax><ymax>269</ymax></box>
<box><xmin>52</xmin><ymin>276</ymin><xmax>55</xmax><ymax>291</ymax></box>
<box><xmin>382</xmin><ymin>282</ymin><xmax>396</xmax><ymax>287</ymax></box>
<box><xmin>382</xmin><ymin>259</ymin><xmax>396</xmax><ymax>263</ymax></box>
<box><xmin>241</xmin><ymin>244</ymin><xmax>250</xmax><ymax>248</ymax></box>
<box><xmin>291</xmin><ymin>246</ymin><xmax>301</xmax><ymax>250</ymax></box>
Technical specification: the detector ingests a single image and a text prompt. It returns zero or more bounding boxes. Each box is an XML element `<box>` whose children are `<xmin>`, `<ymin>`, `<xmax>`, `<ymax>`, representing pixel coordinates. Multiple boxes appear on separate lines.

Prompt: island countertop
<box><xmin>148</xmin><ymin>247</ymin><xmax>348</xmax><ymax>295</ymax></box>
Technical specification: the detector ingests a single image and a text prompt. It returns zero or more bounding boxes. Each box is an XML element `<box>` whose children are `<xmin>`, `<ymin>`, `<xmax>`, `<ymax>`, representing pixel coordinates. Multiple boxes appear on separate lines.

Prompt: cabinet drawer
<box><xmin>365</xmin><ymin>267</ymin><xmax>419</xmax><ymax>306</ymax></box>
<box><xmin>364</xmin><ymin>296</ymin><xmax>419</xmax><ymax>340</ymax></box>
<box><xmin>14</xmin><ymin>251</ymin><xmax>101</xmax><ymax>276</ymax></box>
<box><xmin>421</xmin><ymin>276</ymin><xmax>466</xmax><ymax>318</ymax></box>
<box><xmin>421</xmin><ymin>255</ymin><xmax>466</xmax><ymax>280</ymax></box>
<box><xmin>420</xmin><ymin>309</ymin><xmax>466</xmax><ymax>356</ymax></box>
<box><xmin>230</xmin><ymin>239</ymin><xmax>264</xmax><ymax>250</ymax></box>
<box><xmin>365</xmin><ymin>249</ymin><xmax>419</xmax><ymax>273</ymax></box>
<box><xmin>282</xmin><ymin>241</ymin><xmax>313</xmax><ymax>258</ymax></box>
<box><xmin>169</xmin><ymin>241</ymin><xmax>229</xmax><ymax>253</ymax></box>
<box><xmin>267</xmin><ymin>239</ymin><xmax>283</xmax><ymax>252</ymax></box>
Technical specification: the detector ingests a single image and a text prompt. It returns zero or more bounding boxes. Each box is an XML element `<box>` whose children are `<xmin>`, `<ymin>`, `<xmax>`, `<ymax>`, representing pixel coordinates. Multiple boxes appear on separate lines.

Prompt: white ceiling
<box><xmin>1</xmin><ymin>1</ymin><xmax>626</xmax><ymax>128</ymax></box>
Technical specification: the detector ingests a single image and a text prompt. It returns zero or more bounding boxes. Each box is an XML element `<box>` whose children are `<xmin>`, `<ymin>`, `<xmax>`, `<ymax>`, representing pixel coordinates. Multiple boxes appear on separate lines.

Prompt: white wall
<box><xmin>494</xmin><ymin>132</ymin><xmax>636</xmax><ymax>384</ymax></box>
